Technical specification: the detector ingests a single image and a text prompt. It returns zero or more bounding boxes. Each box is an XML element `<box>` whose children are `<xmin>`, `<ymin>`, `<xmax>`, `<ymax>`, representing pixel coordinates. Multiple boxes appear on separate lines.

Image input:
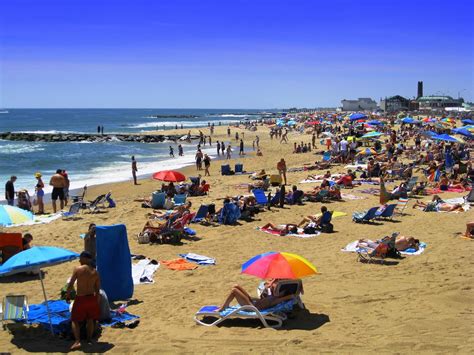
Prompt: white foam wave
<box><xmin>130</xmin><ymin>121</ymin><xmax>212</xmax><ymax>129</ymax></box>
<box><xmin>17</xmin><ymin>130</ymin><xmax>75</xmax><ymax>134</ymax></box>
<box><xmin>216</xmin><ymin>114</ymin><xmax>252</xmax><ymax>118</ymax></box>
<box><xmin>0</xmin><ymin>143</ymin><xmax>46</xmax><ymax>154</ymax></box>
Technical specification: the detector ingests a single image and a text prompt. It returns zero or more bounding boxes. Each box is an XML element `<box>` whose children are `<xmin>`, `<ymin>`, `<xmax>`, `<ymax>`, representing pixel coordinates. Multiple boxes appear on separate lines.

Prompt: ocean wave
<box><xmin>214</xmin><ymin>114</ymin><xmax>252</xmax><ymax>118</ymax></box>
<box><xmin>129</xmin><ymin>121</ymin><xmax>212</xmax><ymax>129</ymax></box>
<box><xmin>17</xmin><ymin>130</ymin><xmax>75</xmax><ymax>134</ymax></box>
<box><xmin>0</xmin><ymin>143</ymin><xmax>46</xmax><ymax>154</ymax></box>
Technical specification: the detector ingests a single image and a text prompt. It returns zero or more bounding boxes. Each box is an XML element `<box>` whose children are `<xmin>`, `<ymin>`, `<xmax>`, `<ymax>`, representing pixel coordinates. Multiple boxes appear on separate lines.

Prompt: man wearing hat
<box><xmin>66</xmin><ymin>251</ymin><xmax>101</xmax><ymax>351</ymax></box>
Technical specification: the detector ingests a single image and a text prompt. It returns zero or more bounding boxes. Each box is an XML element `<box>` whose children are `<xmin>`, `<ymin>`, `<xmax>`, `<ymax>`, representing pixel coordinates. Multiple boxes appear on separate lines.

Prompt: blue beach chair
<box><xmin>151</xmin><ymin>192</ymin><xmax>166</xmax><ymax>209</ymax></box>
<box><xmin>193</xmin><ymin>205</ymin><xmax>209</xmax><ymax>223</ymax></box>
<box><xmin>173</xmin><ymin>194</ymin><xmax>187</xmax><ymax>206</ymax></box>
<box><xmin>235</xmin><ymin>163</ymin><xmax>243</xmax><ymax>174</ymax></box>
<box><xmin>252</xmin><ymin>189</ymin><xmax>268</xmax><ymax>206</ymax></box>
<box><xmin>221</xmin><ymin>165</ymin><xmax>231</xmax><ymax>176</ymax></box>
<box><xmin>377</xmin><ymin>204</ymin><xmax>397</xmax><ymax>220</ymax></box>
<box><xmin>352</xmin><ymin>207</ymin><xmax>379</xmax><ymax>223</ymax></box>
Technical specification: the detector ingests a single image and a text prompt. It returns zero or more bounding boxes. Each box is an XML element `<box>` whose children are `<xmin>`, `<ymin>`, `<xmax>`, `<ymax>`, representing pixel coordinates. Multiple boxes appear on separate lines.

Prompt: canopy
<box><xmin>452</xmin><ymin>127</ymin><xmax>474</xmax><ymax>138</ymax></box>
<box><xmin>432</xmin><ymin>133</ymin><xmax>461</xmax><ymax>143</ymax></box>
<box><xmin>241</xmin><ymin>252</ymin><xmax>317</xmax><ymax>279</ymax></box>
<box><xmin>152</xmin><ymin>170</ymin><xmax>186</xmax><ymax>182</ymax></box>
<box><xmin>0</xmin><ymin>246</ymin><xmax>79</xmax><ymax>335</ymax></box>
<box><xmin>0</xmin><ymin>205</ymin><xmax>34</xmax><ymax>226</ymax></box>
<box><xmin>349</xmin><ymin>113</ymin><xmax>367</xmax><ymax>121</ymax></box>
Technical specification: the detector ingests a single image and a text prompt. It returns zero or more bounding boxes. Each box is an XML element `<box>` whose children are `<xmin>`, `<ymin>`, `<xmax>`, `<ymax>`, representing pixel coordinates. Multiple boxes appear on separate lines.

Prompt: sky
<box><xmin>1</xmin><ymin>0</ymin><xmax>473</xmax><ymax>108</ymax></box>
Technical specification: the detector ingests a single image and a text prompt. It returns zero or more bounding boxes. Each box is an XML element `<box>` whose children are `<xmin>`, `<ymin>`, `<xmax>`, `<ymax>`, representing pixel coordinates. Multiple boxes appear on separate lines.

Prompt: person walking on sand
<box><xmin>277</xmin><ymin>158</ymin><xmax>287</xmax><ymax>185</ymax></box>
<box><xmin>195</xmin><ymin>149</ymin><xmax>203</xmax><ymax>170</ymax></box>
<box><xmin>49</xmin><ymin>169</ymin><xmax>66</xmax><ymax>212</ymax></box>
<box><xmin>203</xmin><ymin>154</ymin><xmax>211</xmax><ymax>176</ymax></box>
<box><xmin>239</xmin><ymin>139</ymin><xmax>244</xmax><ymax>156</ymax></box>
<box><xmin>66</xmin><ymin>251</ymin><xmax>101</xmax><ymax>351</ymax></box>
<box><xmin>226</xmin><ymin>144</ymin><xmax>232</xmax><ymax>159</ymax></box>
<box><xmin>216</xmin><ymin>141</ymin><xmax>221</xmax><ymax>156</ymax></box>
<box><xmin>5</xmin><ymin>175</ymin><xmax>16</xmax><ymax>206</ymax></box>
<box><xmin>34</xmin><ymin>172</ymin><xmax>45</xmax><ymax>214</ymax></box>
<box><xmin>280</xmin><ymin>129</ymin><xmax>288</xmax><ymax>143</ymax></box>
<box><xmin>169</xmin><ymin>145</ymin><xmax>175</xmax><ymax>158</ymax></box>
<box><xmin>131</xmin><ymin>156</ymin><xmax>138</xmax><ymax>185</ymax></box>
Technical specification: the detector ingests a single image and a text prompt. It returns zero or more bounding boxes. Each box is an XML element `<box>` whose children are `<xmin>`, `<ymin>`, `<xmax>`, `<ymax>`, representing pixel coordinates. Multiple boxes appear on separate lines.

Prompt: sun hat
<box><xmin>35</xmin><ymin>172</ymin><xmax>42</xmax><ymax>178</ymax></box>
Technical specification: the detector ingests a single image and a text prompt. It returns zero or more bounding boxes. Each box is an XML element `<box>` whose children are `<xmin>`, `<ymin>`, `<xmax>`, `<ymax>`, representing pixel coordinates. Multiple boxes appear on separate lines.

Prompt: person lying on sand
<box><xmin>148</xmin><ymin>201</ymin><xmax>192</xmax><ymax>220</ymax></box>
<box><xmin>297</xmin><ymin>206</ymin><xmax>332</xmax><ymax>229</ymax></box>
<box><xmin>465</xmin><ymin>221</ymin><xmax>474</xmax><ymax>239</ymax></box>
<box><xmin>261</xmin><ymin>223</ymin><xmax>298</xmax><ymax>236</ymax></box>
<box><xmin>412</xmin><ymin>195</ymin><xmax>464</xmax><ymax>212</ymax></box>
<box><xmin>357</xmin><ymin>235</ymin><xmax>420</xmax><ymax>251</ymax></box>
<box><xmin>217</xmin><ymin>280</ymin><xmax>295</xmax><ymax>312</ymax></box>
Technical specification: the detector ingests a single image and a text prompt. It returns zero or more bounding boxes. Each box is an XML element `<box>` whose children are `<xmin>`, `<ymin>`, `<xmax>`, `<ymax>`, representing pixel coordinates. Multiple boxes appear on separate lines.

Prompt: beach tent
<box><xmin>0</xmin><ymin>205</ymin><xmax>34</xmax><ymax>226</ymax></box>
<box><xmin>96</xmin><ymin>224</ymin><xmax>133</xmax><ymax>302</ymax></box>
<box><xmin>0</xmin><ymin>246</ymin><xmax>79</xmax><ymax>334</ymax></box>
<box><xmin>349</xmin><ymin>113</ymin><xmax>367</xmax><ymax>121</ymax></box>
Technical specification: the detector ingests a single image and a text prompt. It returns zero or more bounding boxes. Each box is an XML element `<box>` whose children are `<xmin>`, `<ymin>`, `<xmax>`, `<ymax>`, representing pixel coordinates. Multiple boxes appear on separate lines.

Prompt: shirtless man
<box><xmin>49</xmin><ymin>169</ymin><xmax>66</xmax><ymax>212</ymax></box>
<box><xmin>67</xmin><ymin>251</ymin><xmax>101</xmax><ymax>351</ymax></box>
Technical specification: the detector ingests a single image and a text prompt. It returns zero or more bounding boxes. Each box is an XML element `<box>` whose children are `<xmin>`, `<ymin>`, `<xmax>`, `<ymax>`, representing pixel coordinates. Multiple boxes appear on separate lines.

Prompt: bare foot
<box><xmin>70</xmin><ymin>341</ymin><xmax>81</xmax><ymax>351</ymax></box>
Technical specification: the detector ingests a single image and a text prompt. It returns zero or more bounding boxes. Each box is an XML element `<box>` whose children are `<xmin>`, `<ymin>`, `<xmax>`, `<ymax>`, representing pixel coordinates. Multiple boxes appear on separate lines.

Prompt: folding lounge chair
<box><xmin>151</xmin><ymin>192</ymin><xmax>166</xmax><ymax>209</ymax></box>
<box><xmin>405</xmin><ymin>177</ymin><xmax>418</xmax><ymax>195</ymax></box>
<box><xmin>87</xmin><ymin>193</ymin><xmax>109</xmax><ymax>213</ymax></box>
<box><xmin>269</xmin><ymin>175</ymin><xmax>282</xmax><ymax>187</ymax></box>
<box><xmin>173</xmin><ymin>194</ymin><xmax>187</xmax><ymax>206</ymax></box>
<box><xmin>0</xmin><ymin>295</ymin><xmax>29</xmax><ymax>325</ymax></box>
<box><xmin>252</xmin><ymin>189</ymin><xmax>268</xmax><ymax>206</ymax></box>
<box><xmin>192</xmin><ymin>205</ymin><xmax>209</xmax><ymax>223</ymax></box>
<box><xmin>0</xmin><ymin>233</ymin><xmax>23</xmax><ymax>263</ymax></box>
<box><xmin>352</xmin><ymin>207</ymin><xmax>379</xmax><ymax>223</ymax></box>
<box><xmin>357</xmin><ymin>235</ymin><xmax>398</xmax><ymax>264</ymax></box>
<box><xmin>396</xmin><ymin>197</ymin><xmax>409</xmax><ymax>215</ymax></box>
<box><xmin>376</xmin><ymin>204</ymin><xmax>397</xmax><ymax>220</ymax></box>
<box><xmin>270</xmin><ymin>191</ymin><xmax>281</xmax><ymax>206</ymax></box>
<box><xmin>194</xmin><ymin>299</ymin><xmax>296</xmax><ymax>328</ymax></box>
<box><xmin>62</xmin><ymin>202</ymin><xmax>82</xmax><ymax>219</ymax></box>
<box><xmin>71</xmin><ymin>185</ymin><xmax>87</xmax><ymax>204</ymax></box>
<box><xmin>322</xmin><ymin>151</ymin><xmax>331</xmax><ymax>162</ymax></box>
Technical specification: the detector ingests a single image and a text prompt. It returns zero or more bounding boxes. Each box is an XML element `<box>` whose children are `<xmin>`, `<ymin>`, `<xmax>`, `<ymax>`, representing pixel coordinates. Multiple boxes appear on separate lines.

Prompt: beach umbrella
<box><xmin>152</xmin><ymin>170</ymin><xmax>186</xmax><ymax>182</ymax></box>
<box><xmin>367</xmin><ymin>120</ymin><xmax>383</xmax><ymax>126</ymax></box>
<box><xmin>462</xmin><ymin>119</ymin><xmax>474</xmax><ymax>125</ymax></box>
<box><xmin>306</xmin><ymin>121</ymin><xmax>320</xmax><ymax>125</ymax></box>
<box><xmin>349</xmin><ymin>113</ymin><xmax>367</xmax><ymax>121</ymax></box>
<box><xmin>241</xmin><ymin>252</ymin><xmax>317</xmax><ymax>279</ymax></box>
<box><xmin>287</xmin><ymin>120</ymin><xmax>296</xmax><ymax>126</ymax></box>
<box><xmin>0</xmin><ymin>205</ymin><xmax>34</xmax><ymax>226</ymax></box>
<box><xmin>422</xmin><ymin>117</ymin><xmax>436</xmax><ymax>123</ymax></box>
<box><xmin>0</xmin><ymin>246</ymin><xmax>79</xmax><ymax>334</ymax></box>
<box><xmin>356</xmin><ymin>148</ymin><xmax>377</xmax><ymax>156</ymax></box>
<box><xmin>321</xmin><ymin>132</ymin><xmax>334</xmax><ymax>138</ymax></box>
<box><xmin>401</xmin><ymin>117</ymin><xmax>419</xmax><ymax>124</ymax></box>
<box><xmin>452</xmin><ymin>128</ymin><xmax>474</xmax><ymax>138</ymax></box>
<box><xmin>360</xmin><ymin>131</ymin><xmax>383</xmax><ymax>139</ymax></box>
<box><xmin>442</xmin><ymin>117</ymin><xmax>456</xmax><ymax>124</ymax></box>
<box><xmin>432</xmin><ymin>134</ymin><xmax>461</xmax><ymax>143</ymax></box>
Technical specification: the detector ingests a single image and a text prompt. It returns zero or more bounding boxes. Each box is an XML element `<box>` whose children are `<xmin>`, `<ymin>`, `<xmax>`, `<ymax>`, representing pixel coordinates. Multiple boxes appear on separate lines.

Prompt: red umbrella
<box><xmin>306</xmin><ymin>121</ymin><xmax>320</xmax><ymax>125</ymax></box>
<box><xmin>152</xmin><ymin>170</ymin><xmax>186</xmax><ymax>182</ymax></box>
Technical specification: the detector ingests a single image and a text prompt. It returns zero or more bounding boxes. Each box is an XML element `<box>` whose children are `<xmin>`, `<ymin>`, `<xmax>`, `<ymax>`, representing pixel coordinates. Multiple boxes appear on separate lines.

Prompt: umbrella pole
<box><xmin>38</xmin><ymin>270</ymin><xmax>55</xmax><ymax>335</ymax></box>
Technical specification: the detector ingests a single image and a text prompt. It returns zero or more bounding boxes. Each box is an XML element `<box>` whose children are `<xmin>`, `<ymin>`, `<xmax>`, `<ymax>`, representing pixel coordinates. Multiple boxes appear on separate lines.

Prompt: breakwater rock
<box><xmin>0</xmin><ymin>132</ymin><xmax>200</xmax><ymax>143</ymax></box>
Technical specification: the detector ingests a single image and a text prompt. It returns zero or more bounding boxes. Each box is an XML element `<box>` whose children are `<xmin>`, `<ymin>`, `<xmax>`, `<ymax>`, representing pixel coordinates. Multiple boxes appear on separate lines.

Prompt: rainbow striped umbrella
<box><xmin>0</xmin><ymin>205</ymin><xmax>34</xmax><ymax>226</ymax></box>
<box><xmin>356</xmin><ymin>147</ymin><xmax>377</xmax><ymax>156</ymax></box>
<box><xmin>241</xmin><ymin>252</ymin><xmax>317</xmax><ymax>279</ymax></box>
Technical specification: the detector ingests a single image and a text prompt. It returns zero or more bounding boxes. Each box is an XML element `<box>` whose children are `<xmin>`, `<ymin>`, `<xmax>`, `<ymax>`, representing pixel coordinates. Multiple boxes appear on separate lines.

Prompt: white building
<box><xmin>341</xmin><ymin>98</ymin><xmax>377</xmax><ymax>111</ymax></box>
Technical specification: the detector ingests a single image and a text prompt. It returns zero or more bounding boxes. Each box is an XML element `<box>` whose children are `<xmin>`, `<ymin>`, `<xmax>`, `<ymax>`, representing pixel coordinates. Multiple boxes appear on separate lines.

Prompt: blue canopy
<box><xmin>462</xmin><ymin>119</ymin><xmax>474</xmax><ymax>125</ymax></box>
<box><xmin>367</xmin><ymin>120</ymin><xmax>383</xmax><ymax>126</ymax></box>
<box><xmin>452</xmin><ymin>127</ymin><xmax>474</xmax><ymax>138</ymax></box>
<box><xmin>432</xmin><ymin>133</ymin><xmax>459</xmax><ymax>143</ymax></box>
<box><xmin>0</xmin><ymin>246</ymin><xmax>79</xmax><ymax>276</ymax></box>
<box><xmin>401</xmin><ymin>117</ymin><xmax>419</xmax><ymax>124</ymax></box>
<box><xmin>349</xmin><ymin>113</ymin><xmax>367</xmax><ymax>121</ymax></box>
<box><xmin>420</xmin><ymin>130</ymin><xmax>437</xmax><ymax>137</ymax></box>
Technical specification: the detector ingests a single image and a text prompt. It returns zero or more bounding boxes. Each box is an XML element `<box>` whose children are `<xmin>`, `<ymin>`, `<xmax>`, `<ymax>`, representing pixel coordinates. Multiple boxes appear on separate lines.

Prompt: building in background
<box><xmin>379</xmin><ymin>95</ymin><xmax>410</xmax><ymax>112</ymax></box>
<box><xmin>340</xmin><ymin>98</ymin><xmax>377</xmax><ymax>111</ymax></box>
<box><xmin>417</xmin><ymin>95</ymin><xmax>464</xmax><ymax>110</ymax></box>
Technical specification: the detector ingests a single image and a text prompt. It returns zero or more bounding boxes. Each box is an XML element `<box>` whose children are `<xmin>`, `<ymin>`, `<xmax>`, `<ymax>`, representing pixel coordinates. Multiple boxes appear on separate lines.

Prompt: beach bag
<box><xmin>137</xmin><ymin>233</ymin><xmax>150</xmax><ymax>244</ymax></box>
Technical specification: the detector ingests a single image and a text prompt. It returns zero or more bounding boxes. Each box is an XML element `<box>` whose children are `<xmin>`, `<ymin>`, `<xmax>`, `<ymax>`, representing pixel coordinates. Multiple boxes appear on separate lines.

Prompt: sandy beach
<box><xmin>1</xmin><ymin>124</ymin><xmax>473</xmax><ymax>354</ymax></box>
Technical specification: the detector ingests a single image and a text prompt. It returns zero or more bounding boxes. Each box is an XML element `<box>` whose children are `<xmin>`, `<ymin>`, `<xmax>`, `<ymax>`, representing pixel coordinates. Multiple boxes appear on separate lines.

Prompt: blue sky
<box><xmin>1</xmin><ymin>0</ymin><xmax>472</xmax><ymax>108</ymax></box>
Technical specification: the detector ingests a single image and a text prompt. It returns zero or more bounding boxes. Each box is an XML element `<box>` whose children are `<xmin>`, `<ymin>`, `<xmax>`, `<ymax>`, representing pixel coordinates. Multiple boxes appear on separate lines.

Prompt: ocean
<box><xmin>0</xmin><ymin>109</ymin><xmax>263</xmax><ymax>201</ymax></box>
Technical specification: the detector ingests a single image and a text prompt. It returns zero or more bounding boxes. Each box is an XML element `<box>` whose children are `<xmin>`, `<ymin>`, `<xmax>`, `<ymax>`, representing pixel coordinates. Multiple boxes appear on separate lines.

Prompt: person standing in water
<box><xmin>34</xmin><ymin>172</ymin><xmax>45</xmax><ymax>214</ymax></box>
<box><xmin>131</xmin><ymin>156</ymin><xmax>138</xmax><ymax>185</ymax></box>
<box><xmin>169</xmin><ymin>146</ymin><xmax>175</xmax><ymax>158</ymax></box>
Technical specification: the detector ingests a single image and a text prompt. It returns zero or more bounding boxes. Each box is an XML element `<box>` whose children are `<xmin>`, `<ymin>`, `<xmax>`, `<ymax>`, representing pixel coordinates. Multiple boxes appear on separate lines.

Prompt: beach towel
<box><xmin>438</xmin><ymin>197</ymin><xmax>470</xmax><ymax>212</ymax></box>
<box><xmin>345</xmin><ymin>164</ymin><xmax>367</xmax><ymax>170</ymax></box>
<box><xmin>178</xmin><ymin>253</ymin><xmax>216</xmax><ymax>265</ymax></box>
<box><xmin>161</xmin><ymin>258</ymin><xmax>198</xmax><ymax>270</ymax></box>
<box><xmin>359</xmin><ymin>188</ymin><xmax>379</xmax><ymax>194</ymax></box>
<box><xmin>341</xmin><ymin>193</ymin><xmax>365</xmax><ymax>200</ymax></box>
<box><xmin>341</xmin><ymin>240</ymin><xmax>427</xmax><ymax>256</ymax></box>
<box><xmin>258</xmin><ymin>226</ymin><xmax>320</xmax><ymax>238</ymax></box>
<box><xmin>425</xmin><ymin>187</ymin><xmax>468</xmax><ymax>195</ymax></box>
<box><xmin>26</xmin><ymin>300</ymin><xmax>139</xmax><ymax>334</ymax></box>
<box><xmin>96</xmin><ymin>224</ymin><xmax>134</xmax><ymax>301</ymax></box>
<box><xmin>3</xmin><ymin>213</ymin><xmax>62</xmax><ymax>228</ymax></box>
<box><xmin>132</xmin><ymin>259</ymin><xmax>160</xmax><ymax>284</ymax></box>
<box><xmin>184</xmin><ymin>227</ymin><xmax>196</xmax><ymax>235</ymax></box>
<box><xmin>314</xmin><ymin>211</ymin><xmax>347</xmax><ymax>218</ymax></box>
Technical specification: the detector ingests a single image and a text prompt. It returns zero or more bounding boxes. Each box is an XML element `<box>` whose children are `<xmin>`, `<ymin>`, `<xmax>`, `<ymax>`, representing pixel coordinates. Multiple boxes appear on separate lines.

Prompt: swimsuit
<box><xmin>71</xmin><ymin>294</ymin><xmax>100</xmax><ymax>322</ymax></box>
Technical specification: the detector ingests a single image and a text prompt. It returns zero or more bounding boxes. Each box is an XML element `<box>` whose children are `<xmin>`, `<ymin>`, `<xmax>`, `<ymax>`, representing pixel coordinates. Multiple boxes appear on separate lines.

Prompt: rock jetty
<box><xmin>0</xmin><ymin>132</ymin><xmax>199</xmax><ymax>143</ymax></box>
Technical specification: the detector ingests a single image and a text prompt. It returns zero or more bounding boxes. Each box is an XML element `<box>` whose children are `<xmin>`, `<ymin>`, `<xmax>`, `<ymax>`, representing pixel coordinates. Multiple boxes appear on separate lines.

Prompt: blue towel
<box><xmin>218</xmin><ymin>299</ymin><xmax>295</xmax><ymax>316</ymax></box>
<box><xmin>26</xmin><ymin>300</ymin><xmax>139</xmax><ymax>334</ymax></box>
<box><xmin>184</xmin><ymin>227</ymin><xmax>196</xmax><ymax>235</ymax></box>
<box><xmin>96</xmin><ymin>224</ymin><xmax>134</xmax><ymax>302</ymax></box>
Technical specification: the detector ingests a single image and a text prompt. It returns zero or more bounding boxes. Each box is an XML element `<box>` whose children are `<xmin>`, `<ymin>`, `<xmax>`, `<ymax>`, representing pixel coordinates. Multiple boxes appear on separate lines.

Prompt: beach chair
<box><xmin>235</xmin><ymin>163</ymin><xmax>243</xmax><ymax>174</ymax></box>
<box><xmin>405</xmin><ymin>177</ymin><xmax>418</xmax><ymax>195</ymax></box>
<box><xmin>465</xmin><ymin>187</ymin><xmax>474</xmax><ymax>204</ymax></box>
<box><xmin>395</xmin><ymin>197</ymin><xmax>409</xmax><ymax>215</ymax></box>
<box><xmin>0</xmin><ymin>295</ymin><xmax>29</xmax><ymax>325</ymax></box>
<box><xmin>221</xmin><ymin>164</ymin><xmax>231</xmax><ymax>176</ymax></box>
<box><xmin>71</xmin><ymin>185</ymin><xmax>87</xmax><ymax>204</ymax></box>
<box><xmin>218</xmin><ymin>202</ymin><xmax>241</xmax><ymax>225</ymax></box>
<box><xmin>252</xmin><ymin>189</ymin><xmax>268</xmax><ymax>206</ymax></box>
<box><xmin>352</xmin><ymin>207</ymin><xmax>379</xmax><ymax>223</ymax></box>
<box><xmin>173</xmin><ymin>194</ymin><xmax>187</xmax><ymax>206</ymax></box>
<box><xmin>62</xmin><ymin>202</ymin><xmax>82</xmax><ymax>219</ymax></box>
<box><xmin>258</xmin><ymin>279</ymin><xmax>305</xmax><ymax>309</ymax></box>
<box><xmin>357</xmin><ymin>235</ymin><xmax>399</xmax><ymax>264</ymax></box>
<box><xmin>270</xmin><ymin>191</ymin><xmax>281</xmax><ymax>206</ymax></box>
<box><xmin>194</xmin><ymin>299</ymin><xmax>296</xmax><ymax>328</ymax></box>
<box><xmin>151</xmin><ymin>192</ymin><xmax>166</xmax><ymax>209</ymax></box>
<box><xmin>376</xmin><ymin>204</ymin><xmax>397</xmax><ymax>220</ymax></box>
<box><xmin>87</xmin><ymin>193</ymin><xmax>109</xmax><ymax>213</ymax></box>
<box><xmin>322</xmin><ymin>151</ymin><xmax>331</xmax><ymax>162</ymax></box>
<box><xmin>0</xmin><ymin>233</ymin><xmax>23</xmax><ymax>263</ymax></box>
<box><xmin>192</xmin><ymin>205</ymin><xmax>209</xmax><ymax>223</ymax></box>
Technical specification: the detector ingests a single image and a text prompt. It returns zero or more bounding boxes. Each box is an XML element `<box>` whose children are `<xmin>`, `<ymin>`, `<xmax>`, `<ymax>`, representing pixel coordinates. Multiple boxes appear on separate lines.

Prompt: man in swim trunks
<box><xmin>49</xmin><ymin>169</ymin><xmax>66</xmax><ymax>212</ymax></box>
<box><xmin>66</xmin><ymin>251</ymin><xmax>101</xmax><ymax>351</ymax></box>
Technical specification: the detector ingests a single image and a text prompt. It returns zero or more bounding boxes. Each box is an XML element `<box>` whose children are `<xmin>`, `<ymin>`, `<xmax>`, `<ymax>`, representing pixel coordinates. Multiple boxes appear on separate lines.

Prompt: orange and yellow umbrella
<box><xmin>241</xmin><ymin>252</ymin><xmax>317</xmax><ymax>279</ymax></box>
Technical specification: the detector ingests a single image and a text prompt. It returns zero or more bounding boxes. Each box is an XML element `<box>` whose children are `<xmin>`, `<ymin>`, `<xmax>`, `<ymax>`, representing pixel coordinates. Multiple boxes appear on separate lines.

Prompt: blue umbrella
<box><xmin>349</xmin><ymin>113</ymin><xmax>367</xmax><ymax>121</ymax></box>
<box><xmin>0</xmin><ymin>246</ymin><xmax>79</xmax><ymax>334</ymax></box>
<box><xmin>452</xmin><ymin>127</ymin><xmax>474</xmax><ymax>138</ymax></box>
<box><xmin>401</xmin><ymin>117</ymin><xmax>419</xmax><ymax>124</ymax></box>
<box><xmin>367</xmin><ymin>120</ymin><xmax>383</xmax><ymax>126</ymax></box>
<box><xmin>432</xmin><ymin>133</ymin><xmax>460</xmax><ymax>143</ymax></box>
<box><xmin>462</xmin><ymin>119</ymin><xmax>474</xmax><ymax>125</ymax></box>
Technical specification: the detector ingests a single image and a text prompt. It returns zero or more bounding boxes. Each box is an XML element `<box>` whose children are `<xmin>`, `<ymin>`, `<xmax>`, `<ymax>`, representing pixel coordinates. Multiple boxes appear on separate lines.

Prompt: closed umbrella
<box><xmin>0</xmin><ymin>246</ymin><xmax>79</xmax><ymax>334</ymax></box>
<box><xmin>152</xmin><ymin>170</ymin><xmax>186</xmax><ymax>182</ymax></box>
<box><xmin>241</xmin><ymin>252</ymin><xmax>317</xmax><ymax>279</ymax></box>
<box><xmin>0</xmin><ymin>205</ymin><xmax>34</xmax><ymax>226</ymax></box>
